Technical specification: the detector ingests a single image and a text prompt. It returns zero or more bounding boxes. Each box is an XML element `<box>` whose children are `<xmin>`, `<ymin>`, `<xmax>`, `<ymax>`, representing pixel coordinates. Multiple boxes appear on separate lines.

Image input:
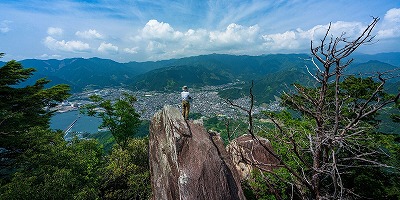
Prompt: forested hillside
<box><xmin>1</xmin><ymin>53</ymin><xmax>398</xmax><ymax>95</ymax></box>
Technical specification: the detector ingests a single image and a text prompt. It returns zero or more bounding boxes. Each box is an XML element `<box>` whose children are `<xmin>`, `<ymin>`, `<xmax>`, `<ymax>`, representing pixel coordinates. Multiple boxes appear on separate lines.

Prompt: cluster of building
<box><xmin>54</xmin><ymin>85</ymin><xmax>284</xmax><ymax>120</ymax></box>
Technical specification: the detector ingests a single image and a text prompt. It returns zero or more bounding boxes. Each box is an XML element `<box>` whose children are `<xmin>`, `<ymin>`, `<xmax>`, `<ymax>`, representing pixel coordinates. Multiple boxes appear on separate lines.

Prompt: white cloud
<box><xmin>262</xmin><ymin>31</ymin><xmax>300</xmax><ymax>50</ymax></box>
<box><xmin>98</xmin><ymin>42</ymin><xmax>118</xmax><ymax>53</ymax></box>
<box><xmin>146</xmin><ymin>41</ymin><xmax>166</xmax><ymax>54</ymax></box>
<box><xmin>377</xmin><ymin>8</ymin><xmax>400</xmax><ymax>39</ymax></box>
<box><xmin>261</xmin><ymin>21</ymin><xmax>366</xmax><ymax>51</ymax></box>
<box><xmin>123</xmin><ymin>47</ymin><xmax>139</xmax><ymax>54</ymax></box>
<box><xmin>184</xmin><ymin>29</ymin><xmax>208</xmax><ymax>43</ymax></box>
<box><xmin>44</xmin><ymin>36</ymin><xmax>91</xmax><ymax>52</ymax></box>
<box><xmin>209</xmin><ymin>23</ymin><xmax>259</xmax><ymax>45</ymax></box>
<box><xmin>181</xmin><ymin>29</ymin><xmax>209</xmax><ymax>49</ymax></box>
<box><xmin>377</xmin><ymin>29</ymin><xmax>399</xmax><ymax>38</ymax></box>
<box><xmin>130</xmin><ymin>18</ymin><xmax>387</xmax><ymax>61</ymax></box>
<box><xmin>141</xmin><ymin>19</ymin><xmax>183</xmax><ymax>41</ymax></box>
<box><xmin>40</xmin><ymin>54</ymin><xmax>61</xmax><ymax>59</ymax></box>
<box><xmin>0</xmin><ymin>20</ymin><xmax>11</xmax><ymax>33</ymax></box>
<box><xmin>384</xmin><ymin>8</ymin><xmax>400</xmax><ymax>23</ymax></box>
<box><xmin>47</xmin><ymin>27</ymin><xmax>63</xmax><ymax>36</ymax></box>
<box><xmin>136</xmin><ymin>21</ymin><xmax>265</xmax><ymax>58</ymax></box>
<box><xmin>76</xmin><ymin>29</ymin><xmax>103</xmax><ymax>39</ymax></box>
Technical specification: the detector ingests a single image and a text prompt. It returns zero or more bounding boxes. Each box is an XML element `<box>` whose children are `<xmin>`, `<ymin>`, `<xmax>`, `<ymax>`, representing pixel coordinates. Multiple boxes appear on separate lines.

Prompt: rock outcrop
<box><xmin>149</xmin><ymin>105</ymin><xmax>246</xmax><ymax>200</ymax></box>
<box><xmin>226</xmin><ymin>134</ymin><xmax>279</xmax><ymax>181</ymax></box>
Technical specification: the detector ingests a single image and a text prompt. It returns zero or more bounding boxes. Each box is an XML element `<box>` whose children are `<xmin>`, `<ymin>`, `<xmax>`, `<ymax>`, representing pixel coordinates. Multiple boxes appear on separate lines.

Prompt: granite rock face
<box><xmin>149</xmin><ymin>105</ymin><xmax>246</xmax><ymax>200</ymax></box>
<box><xmin>226</xmin><ymin>134</ymin><xmax>279</xmax><ymax>180</ymax></box>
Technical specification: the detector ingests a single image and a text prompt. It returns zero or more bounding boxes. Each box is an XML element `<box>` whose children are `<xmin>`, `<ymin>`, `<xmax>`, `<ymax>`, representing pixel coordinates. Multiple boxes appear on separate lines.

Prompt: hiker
<box><xmin>181</xmin><ymin>86</ymin><xmax>192</xmax><ymax>120</ymax></box>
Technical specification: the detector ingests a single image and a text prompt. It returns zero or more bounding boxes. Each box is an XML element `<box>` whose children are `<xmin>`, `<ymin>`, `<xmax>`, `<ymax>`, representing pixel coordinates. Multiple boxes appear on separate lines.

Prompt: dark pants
<box><xmin>182</xmin><ymin>100</ymin><xmax>190</xmax><ymax>120</ymax></box>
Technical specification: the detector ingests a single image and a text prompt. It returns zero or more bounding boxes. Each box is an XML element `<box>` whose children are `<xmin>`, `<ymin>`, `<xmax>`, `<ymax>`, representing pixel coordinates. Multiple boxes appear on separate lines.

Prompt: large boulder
<box><xmin>149</xmin><ymin>105</ymin><xmax>246</xmax><ymax>200</ymax></box>
<box><xmin>226</xmin><ymin>134</ymin><xmax>279</xmax><ymax>180</ymax></box>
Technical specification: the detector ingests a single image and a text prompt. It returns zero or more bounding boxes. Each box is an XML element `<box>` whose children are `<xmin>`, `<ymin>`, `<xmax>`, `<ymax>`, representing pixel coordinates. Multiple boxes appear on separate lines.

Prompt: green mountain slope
<box><xmin>134</xmin><ymin>64</ymin><xmax>233</xmax><ymax>91</ymax></box>
<box><xmin>0</xmin><ymin>53</ymin><xmax>398</xmax><ymax>93</ymax></box>
<box><xmin>218</xmin><ymin>69</ymin><xmax>312</xmax><ymax>104</ymax></box>
<box><xmin>133</xmin><ymin>54</ymin><xmax>312</xmax><ymax>92</ymax></box>
<box><xmin>352</xmin><ymin>52</ymin><xmax>400</xmax><ymax>67</ymax></box>
<box><xmin>346</xmin><ymin>60</ymin><xmax>399</xmax><ymax>76</ymax></box>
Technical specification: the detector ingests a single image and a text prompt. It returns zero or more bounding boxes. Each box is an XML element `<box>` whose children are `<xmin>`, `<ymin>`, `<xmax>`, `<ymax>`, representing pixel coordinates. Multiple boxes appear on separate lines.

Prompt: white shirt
<box><xmin>181</xmin><ymin>91</ymin><xmax>191</xmax><ymax>101</ymax></box>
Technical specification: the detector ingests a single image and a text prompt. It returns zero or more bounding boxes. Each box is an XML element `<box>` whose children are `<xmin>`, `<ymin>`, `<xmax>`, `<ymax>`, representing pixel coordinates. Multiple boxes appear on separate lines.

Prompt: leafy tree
<box><xmin>391</xmin><ymin>99</ymin><xmax>400</xmax><ymax>122</ymax></box>
<box><xmin>0</xmin><ymin>128</ymin><xmax>104</xmax><ymax>200</ymax></box>
<box><xmin>0</xmin><ymin>58</ymin><xmax>70</xmax><ymax>181</ymax></box>
<box><xmin>82</xmin><ymin>92</ymin><xmax>151</xmax><ymax>199</ymax></box>
<box><xmin>82</xmin><ymin>93</ymin><xmax>141</xmax><ymax>148</ymax></box>
<box><xmin>0</xmin><ymin>55</ymin><xmax>108</xmax><ymax>200</ymax></box>
<box><xmin>0</xmin><ymin>59</ymin><xmax>70</xmax><ymax>149</ymax></box>
<box><xmin>100</xmin><ymin>138</ymin><xmax>151</xmax><ymax>200</ymax></box>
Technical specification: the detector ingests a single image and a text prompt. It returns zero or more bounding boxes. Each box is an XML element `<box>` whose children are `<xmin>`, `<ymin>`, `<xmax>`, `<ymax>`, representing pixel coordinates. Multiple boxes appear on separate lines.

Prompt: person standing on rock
<box><xmin>181</xmin><ymin>86</ymin><xmax>192</xmax><ymax>120</ymax></box>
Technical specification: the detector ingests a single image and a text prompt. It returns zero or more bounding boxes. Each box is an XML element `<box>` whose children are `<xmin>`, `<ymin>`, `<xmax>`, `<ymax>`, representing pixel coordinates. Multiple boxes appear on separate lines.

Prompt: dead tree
<box><xmin>226</xmin><ymin>81</ymin><xmax>313</xmax><ymax>199</ymax></box>
<box><xmin>228</xmin><ymin>17</ymin><xmax>400</xmax><ymax>199</ymax></box>
<box><xmin>226</xmin><ymin>80</ymin><xmax>255</xmax><ymax>136</ymax></box>
<box><xmin>277</xmin><ymin>17</ymin><xmax>399</xmax><ymax>199</ymax></box>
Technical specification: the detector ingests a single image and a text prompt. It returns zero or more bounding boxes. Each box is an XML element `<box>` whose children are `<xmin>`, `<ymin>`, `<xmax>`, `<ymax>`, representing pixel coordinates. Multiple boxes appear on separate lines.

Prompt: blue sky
<box><xmin>0</xmin><ymin>0</ymin><xmax>399</xmax><ymax>62</ymax></box>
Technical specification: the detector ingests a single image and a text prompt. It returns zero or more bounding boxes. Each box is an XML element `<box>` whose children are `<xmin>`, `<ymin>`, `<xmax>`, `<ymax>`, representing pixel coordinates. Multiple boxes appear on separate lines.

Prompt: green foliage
<box><xmin>189</xmin><ymin>112</ymin><xmax>203</xmax><ymax>120</ymax></box>
<box><xmin>204</xmin><ymin>116</ymin><xmax>249</xmax><ymax>144</ymax></box>
<box><xmin>0</xmin><ymin>56</ymin><xmax>153</xmax><ymax>199</ymax></box>
<box><xmin>0</xmin><ymin>60</ymin><xmax>35</xmax><ymax>86</ymax></box>
<box><xmin>257</xmin><ymin>75</ymin><xmax>400</xmax><ymax>198</ymax></box>
<box><xmin>251</xmin><ymin>111</ymin><xmax>314</xmax><ymax>198</ymax></box>
<box><xmin>340</xmin><ymin>132</ymin><xmax>400</xmax><ymax>199</ymax></box>
<box><xmin>244</xmin><ymin>168</ymin><xmax>297</xmax><ymax>200</ymax></box>
<box><xmin>134</xmin><ymin>65</ymin><xmax>232</xmax><ymax>91</ymax></box>
<box><xmin>0</xmin><ymin>128</ymin><xmax>104</xmax><ymax>200</ymax></box>
<box><xmin>89</xmin><ymin>130</ymin><xmax>115</xmax><ymax>153</ymax></box>
<box><xmin>261</xmin><ymin>110</ymin><xmax>313</xmax><ymax>165</ymax></box>
<box><xmin>100</xmin><ymin>138</ymin><xmax>151</xmax><ymax>200</ymax></box>
<box><xmin>82</xmin><ymin>93</ymin><xmax>141</xmax><ymax>148</ymax></box>
<box><xmin>0</xmin><ymin>59</ymin><xmax>71</xmax><ymax>183</ymax></box>
<box><xmin>0</xmin><ymin>60</ymin><xmax>70</xmax><ymax>149</ymax></box>
<box><xmin>219</xmin><ymin>69</ymin><xmax>312</xmax><ymax>104</ymax></box>
<box><xmin>390</xmin><ymin>98</ymin><xmax>400</xmax><ymax>123</ymax></box>
<box><xmin>282</xmin><ymin>76</ymin><xmax>390</xmax><ymax>128</ymax></box>
<box><xmin>89</xmin><ymin>120</ymin><xmax>150</xmax><ymax>153</ymax></box>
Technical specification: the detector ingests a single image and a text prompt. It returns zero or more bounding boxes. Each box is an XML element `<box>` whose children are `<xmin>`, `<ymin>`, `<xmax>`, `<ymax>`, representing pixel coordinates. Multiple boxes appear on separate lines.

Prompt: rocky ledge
<box><xmin>149</xmin><ymin>105</ymin><xmax>245</xmax><ymax>200</ymax></box>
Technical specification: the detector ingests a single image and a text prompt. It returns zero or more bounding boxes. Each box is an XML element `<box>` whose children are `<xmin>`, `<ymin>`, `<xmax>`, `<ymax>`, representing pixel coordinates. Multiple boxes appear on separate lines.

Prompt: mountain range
<box><xmin>1</xmin><ymin>53</ymin><xmax>399</xmax><ymax>103</ymax></box>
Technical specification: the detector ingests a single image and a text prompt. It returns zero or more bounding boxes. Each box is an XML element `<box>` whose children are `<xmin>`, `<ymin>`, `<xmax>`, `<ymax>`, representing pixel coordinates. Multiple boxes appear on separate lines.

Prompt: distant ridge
<box><xmin>1</xmin><ymin>53</ymin><xmax>398</xmax><ymax>96</ymax></box>
<box><xmin>352</xmin><ymin>52</ymin><xmax>400</xmax><ymax>67</ymax></box>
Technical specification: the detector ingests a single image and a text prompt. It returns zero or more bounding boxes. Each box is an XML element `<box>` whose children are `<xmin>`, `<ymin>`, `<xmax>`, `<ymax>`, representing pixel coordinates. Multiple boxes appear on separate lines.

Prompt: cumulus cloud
<box><xmin>209</xmin><ymin>23</ymin><xmax>259</xmax><ymax>46</ymax></box>
<box><xmin>123</xmin><ymin>47</ymin><xmax>139</xmax><ymax>54</ymax></box>
<box><xmin>98</xmin><ymin>42</ymin><xmax>118</xmax><ymax>53</ymax></box>
<box><xmin>146</xmin><ymin>41</ymin><xmax>166</xmax><ymax>54</ymax></box>
<box><xmin>133</xmin><ymin>18</ymin><xmax>386</xmax><ymax>61</ymax></box>
<box><xmin>76</xmin><ymin>29</ymin><xmax>103</xmax><ymax>39</ymax></box>
<box><xmin>384</xmin><ymin>8</ymin><xmax>400</xmax><ymax>23</ymax></box>
<box><xmin>137</xmin><ymin>19</ymin><xmax>263</xmax><ymax>58</ymax></box>
<box><xmin>261</xmin><ymin>21</ymin><xmax>365</xmax><ymax>51</ymax></box>
<box><xmin>180</xmin><ymin>29</ymin><xmax>209</xmax><ymax>50</ymax></box>
<box><xmin>141</xmin><ymin>19</ymin><xmax>183</xmax><ymax>40</ymax></box>
<box><xmin>262</xmin><ymin>31</ymin><xmax>301</xmax><ymax>50</ymax></box>
<box><xmin>377</xmin><ymin>8</ymin><xmax>400</xmax><ymax>39</ymax></box>
<box><xmin>44</xmin><ymin>36</ymin><xmax>91</xmax><ymax>52</ymax></box>
<box><xmin>184</xmin><ymin>29</ymin><xmax>208</xmax><ymax>43</ymax></box>
<box><xmin>0</xmin><ymin>20</ymin><xmax>11</xmax><ymax>33</ymax></box>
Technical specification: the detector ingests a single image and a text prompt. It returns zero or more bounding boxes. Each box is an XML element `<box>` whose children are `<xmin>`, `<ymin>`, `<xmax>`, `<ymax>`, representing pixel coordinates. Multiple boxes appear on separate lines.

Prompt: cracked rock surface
<box><xmin>149</xmin><ymin>105</ymin><xmax>245</xmax><ymax>200</ymax></box>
